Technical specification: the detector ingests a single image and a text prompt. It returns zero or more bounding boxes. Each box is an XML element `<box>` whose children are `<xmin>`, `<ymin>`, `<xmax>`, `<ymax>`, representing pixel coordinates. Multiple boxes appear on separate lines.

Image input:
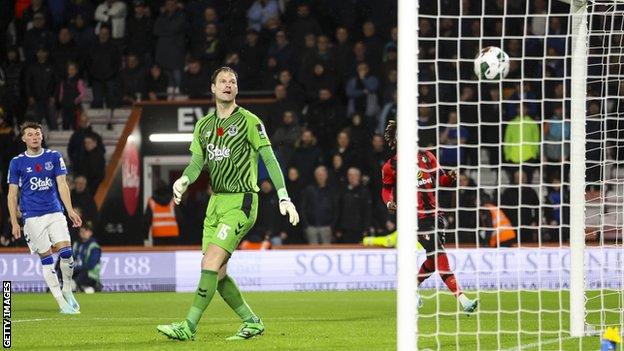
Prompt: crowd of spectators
<box><xmin>0</xmin><ymin>0</ymin><xmax>622</xmax><ymax>247</ymax></box>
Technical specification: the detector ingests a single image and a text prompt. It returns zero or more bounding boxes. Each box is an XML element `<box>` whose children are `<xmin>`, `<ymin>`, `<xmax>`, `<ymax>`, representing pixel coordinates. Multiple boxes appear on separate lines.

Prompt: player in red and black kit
<box><xmin>382</xmin><ymin>120</ymin><xmax>478</xmax><ymax>313</ymax></box>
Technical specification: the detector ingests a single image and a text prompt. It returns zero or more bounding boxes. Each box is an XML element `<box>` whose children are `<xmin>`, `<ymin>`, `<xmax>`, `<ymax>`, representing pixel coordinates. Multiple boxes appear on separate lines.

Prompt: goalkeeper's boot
<box><xmin>156</xmin><ymin>320</ymin><xmax>195</xmax><ymax>341</ymax></box>
<box><xmin>62</xmin><ymin>291</ymin><xmax>80</xmax><ymax>311</ymax></box>
<box><xmin>59</xmin><ymin>302</ymin><xmax>80</xmax><ymax>315</ymax></box>
<box><xmin>226</xmin><ymin>319</ymin><xmax>265</xmax><ymax>340</ymax></box>
<box><xmin>462</xmin><ymin>298</ymin><xmax>479</xmax><ymax>315</ymax></box>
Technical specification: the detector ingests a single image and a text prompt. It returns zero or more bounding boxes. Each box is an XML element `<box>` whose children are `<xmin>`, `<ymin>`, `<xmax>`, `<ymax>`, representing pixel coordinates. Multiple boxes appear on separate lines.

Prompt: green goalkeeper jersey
<box><xmin>189</xmin><ymin>106</ymin><xmax>271</xmax><ymax>193</ymax></box>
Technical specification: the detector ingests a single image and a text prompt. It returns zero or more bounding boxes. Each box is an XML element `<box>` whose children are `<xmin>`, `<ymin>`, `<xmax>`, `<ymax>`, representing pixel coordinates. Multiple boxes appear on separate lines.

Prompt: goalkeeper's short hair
<box><xmin>211</xmin><ymin>66</ymin><xmax>238</xmax><ymax>84</ymax></box>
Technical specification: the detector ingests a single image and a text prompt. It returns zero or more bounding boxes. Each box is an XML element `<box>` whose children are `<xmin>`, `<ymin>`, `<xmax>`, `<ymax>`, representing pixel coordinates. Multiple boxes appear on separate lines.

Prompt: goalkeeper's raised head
<box><xmin>157</xmin><ymin>66</ymin><xmax>300</xmax><ymax>342</ymax></box>
<box><xmin>210</xmin><ymin>66</ymin><xmax>239</xmax><ymax>104</ymax></box>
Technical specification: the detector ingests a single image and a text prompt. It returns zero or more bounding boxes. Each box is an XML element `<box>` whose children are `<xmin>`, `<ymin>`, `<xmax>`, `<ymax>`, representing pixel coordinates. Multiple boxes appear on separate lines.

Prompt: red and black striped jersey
<box><xmin>381</xmin><ymin>150</ymin><xmax>454</xmax><ymax>218</ymax></box>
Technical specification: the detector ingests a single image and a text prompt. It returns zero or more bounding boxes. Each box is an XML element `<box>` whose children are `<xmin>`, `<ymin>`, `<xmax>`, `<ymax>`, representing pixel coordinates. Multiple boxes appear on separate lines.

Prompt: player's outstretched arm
<box><xmin>258</xmin><ymin>145</ymin><xmax>299</xmax><ymax>226</ymax></box>
<box><xmin>56</xmin><ymin>175</ymin><xmax>82</xmax><ymax>227</ymax></box>
<box><xmin>7</xmin><ymin>184</ymin><xmax>21</xmax><ymax>239</ymax></box>
<box><xmin>173</xmin><ymin>152</ymin><xmax>203</xmax><ymax>205</ymax></box>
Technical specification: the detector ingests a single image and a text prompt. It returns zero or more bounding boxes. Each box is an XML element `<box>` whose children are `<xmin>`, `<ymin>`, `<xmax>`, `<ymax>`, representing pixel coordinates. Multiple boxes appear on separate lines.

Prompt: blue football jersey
<box><xmin>7</xmin><ymin>149</ymin><xmax>68</xmax><ymax>219</ymax></box>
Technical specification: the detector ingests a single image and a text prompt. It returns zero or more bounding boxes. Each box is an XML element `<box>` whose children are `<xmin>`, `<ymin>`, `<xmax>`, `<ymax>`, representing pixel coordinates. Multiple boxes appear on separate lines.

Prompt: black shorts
<box><xmin>418</xmin><ymin>216</ymin><xmax>446</xmax><ymax>255</ymax></box>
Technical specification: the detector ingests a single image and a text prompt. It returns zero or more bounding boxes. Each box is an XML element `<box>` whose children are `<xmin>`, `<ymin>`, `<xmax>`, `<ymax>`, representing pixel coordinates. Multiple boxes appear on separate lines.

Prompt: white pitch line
<box><xmin>11</xmin><ymin>318</ymin><xmax>51</xmax><ymax>323</ymax></box>
<box><xmin>500</xmin><ymin>336</ymin><xmax>578</xmax><ymax>351</ymax></box>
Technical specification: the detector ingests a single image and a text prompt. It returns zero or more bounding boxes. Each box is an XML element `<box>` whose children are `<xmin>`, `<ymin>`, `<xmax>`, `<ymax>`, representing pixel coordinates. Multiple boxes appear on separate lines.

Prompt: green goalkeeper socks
<box><xmin>186</xmin><ymin>270</ymin><xmax>218</xmax><ymax>331</ymax></box>
<box><xmin>218</xmin><ymin>275</ymin><xmax>259</xmax><ymax>323</ymax></box>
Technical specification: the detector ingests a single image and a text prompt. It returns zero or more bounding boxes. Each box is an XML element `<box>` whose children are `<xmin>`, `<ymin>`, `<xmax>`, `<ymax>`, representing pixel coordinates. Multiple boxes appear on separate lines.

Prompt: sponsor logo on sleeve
<box><xmin>59</xmin><ymin>157</ymin><xmax>66</xmax><ymax>170</ymax></box>
<box><xmin>256</xmin><ymin>123</ymin><xmax>267</xmax><ymax>139</ymax></box>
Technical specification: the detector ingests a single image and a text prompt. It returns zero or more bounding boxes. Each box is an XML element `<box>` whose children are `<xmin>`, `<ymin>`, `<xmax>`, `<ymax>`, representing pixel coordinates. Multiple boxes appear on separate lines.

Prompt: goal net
<box><xmin>397</xmin><ymin>0</ymin><xmax>624</xmax><ymax>349</ymax></box>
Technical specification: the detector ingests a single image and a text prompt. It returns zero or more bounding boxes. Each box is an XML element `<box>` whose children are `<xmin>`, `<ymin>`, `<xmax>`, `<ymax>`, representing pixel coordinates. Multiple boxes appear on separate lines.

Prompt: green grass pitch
<box><xmin>9</xmin><ymin>290</ymin><xmax>618</xmax><ymax>350</ymax></box>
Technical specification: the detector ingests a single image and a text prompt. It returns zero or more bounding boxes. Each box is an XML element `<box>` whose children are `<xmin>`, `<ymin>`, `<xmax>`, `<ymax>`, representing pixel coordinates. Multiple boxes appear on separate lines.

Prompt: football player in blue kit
<box><xmin>7</xmin><ymin>122</ymin><xmax>83</xmax><ymax>314</ymax></box>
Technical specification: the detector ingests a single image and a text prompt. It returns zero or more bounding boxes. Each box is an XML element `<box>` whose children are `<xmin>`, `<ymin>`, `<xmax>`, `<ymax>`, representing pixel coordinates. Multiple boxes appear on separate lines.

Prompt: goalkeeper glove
<box><xmin>172</xmin><ymin>175</ymin><xmax>189</xmax><ymax>205</ymax></box>
<box><xmin>279</xmin><ymin>199</ymin><xmax>299</xmax><ymax>226</ymax></box>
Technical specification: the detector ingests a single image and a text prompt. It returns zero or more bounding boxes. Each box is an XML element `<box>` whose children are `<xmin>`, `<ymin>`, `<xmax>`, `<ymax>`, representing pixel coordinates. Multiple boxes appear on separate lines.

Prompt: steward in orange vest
<box><xmin>144</xmin><ymin>181</ymin><xmax>180</xmax><ymax>245</ymax></box>
<box><xmin>479</xmin><ymin>196</ymin><xmax>516</xmax><ymax>247</ymax></box>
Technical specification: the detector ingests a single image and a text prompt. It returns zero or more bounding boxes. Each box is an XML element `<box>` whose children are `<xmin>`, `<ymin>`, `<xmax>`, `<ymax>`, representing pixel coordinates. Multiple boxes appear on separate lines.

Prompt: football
<box><xmin>474</xmin><ymin>46</ymin><xmax>510</xmax><ymax>80</ymax></box>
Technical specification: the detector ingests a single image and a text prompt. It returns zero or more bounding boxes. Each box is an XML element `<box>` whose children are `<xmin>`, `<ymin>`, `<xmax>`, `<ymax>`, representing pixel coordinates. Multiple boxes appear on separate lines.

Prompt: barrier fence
<box><xmin>1</xmin><ymin>248</ymin><xmax>621</xmax><ymax>292</ymax></box>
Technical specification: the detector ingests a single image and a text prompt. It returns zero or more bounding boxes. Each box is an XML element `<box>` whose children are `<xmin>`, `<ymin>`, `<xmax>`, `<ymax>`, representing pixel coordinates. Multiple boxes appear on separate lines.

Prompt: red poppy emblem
<box><xmin>217</xmin><ymin>127</ymin><xmax>224</xmax><ymax>136</ymax></box>
<box><xmin>35</xmin><ymin>164</ymin><xmax>43</xmax><ymax>172</ymax></box>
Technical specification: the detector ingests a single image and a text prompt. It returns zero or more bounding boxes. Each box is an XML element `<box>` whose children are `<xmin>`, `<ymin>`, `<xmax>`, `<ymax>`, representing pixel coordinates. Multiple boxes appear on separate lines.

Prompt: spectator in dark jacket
<box><xmin>65</xmin><ymin>0</ymin><xmax>96</xmax><ymax>25</ymax></box>
<box><xmin>311</xmin><ymin>35</ymin><xmax>336</xmax><ymax>75</ymax></box>
<box><xmin>69</xmin><ymin>14</ymin><xmax>97</xmax><ymax>55</ymax></box>
<box><xmin>3</xmin><ymin>48</ymin><xmax>25</xmax><ymax>125</ymax></box>
<box><xmin>23</xmin><ymin>13</ymin><xmax>54</xmax><ymax>62</ymax></box>
<box><xmin>0</xmin><ymin>111</ymin><xmax>14</xmax><ymax>190</ymax></box>
<box><xmin>267</xmin><ymin>30</ymin><xmax>296</xmax><ymax>74</ymax></box>
<box><xmin>290</xmin><ymin>129</ymin><xmax>323</xmax><ymax>187</ymax></box>
<box><xmin>280</xmin><ymin>167</ymin><xmax>305</xmax><ymax>243</ymax></box>
<box><xmin>87</xmin><ymin>26</ymin><xmax>121</xmax><ymax>108</ymax></box>
<box><xmin>147</xmin><ymin>64</ymin><xmax>169</xmax><ymax>101</ymax></box>
<box><xmin>301</xmin><ymin>165</ymin><xmax>338</xmax><ymax>244</ymax></box>
<box><xmin>334</xmin><ymin>27</ymin><xmax>353</xmax><ymax>82</ymax></box>
<box><xmin>346</xmin><ymin>62</ymin><xmax>380</xmax><ymax>127</ymax></box>
<box><xmin>345</xmin><ymin>113</ymin><xmax>370</xmax><ymax>158</ymax></box>
<box><xmin>191</xmin><ymin>23</ymin><xmax>224</xmax><ymax>74</ymax></box>
<box><xmin>303</xmin><ymin>62</ymin><xmax>336</xmax><ymax>103</ymax></box>
<box><xmin>361</xmin><ymin>21</ymin><xmax>384</xmax><ymax>73</ymax></box>
<box><xmin>329</xmin><ymin>130</ymin><xmax>360</xmax><ymax>171</ymax></box>
<box><xmin>287</xmin><ymin>3</ymin><xmax>322</xmax><ymax>48</ymax></box>
<box><xmin>238</xmin><ymin>28</ymin><xmax>266</xmax><ymax>90</ymax></box>
<box><xmin>20</xmin><ymin>0</ymin><xmax>53</xmax><ymax>38</ymax></box>
<box><xmin>271</xmin><ymin>110</ymin><xmax>301</xmax><ymax>167</ymax></box>
<box><xmin>120</xmin><ymin>53</ymin><xmax>147</xmax><ymax>105</ymax></box>
<box><xmin>328</xmin><ymin>153</ymin><xmax>347</xmax><ymax>190</ymax></box>
<box><xmin>57</xmin><ymin>62</ymin><xmax>86</xmax><ymax>130</ymax></box>
<box><xmin>366</xmin><ymin>134</ymin><xmax>390</xmax><ymax>232</ymax></box>
<box><xmin>266</xmin><ymin>84</ymin><xmax>300</xmax><ymax>132</ymax></box>
<box><xmin>153</xmin><ymin>0</ymin><xmax>188</xmax><ymax>88</ymax></box>
<box><xmin>126</xmin><ymin>1</ymin><xmax>154</xmax><ymax>66</ymax></box>
<box><xmin>76</xmin><ymin>133</ymin><xmax>106</xmax><ymax>194</ymax></box>
<box><xmin>500</xmin><ymin>171</ymin><xmax>540</xmax><ymax>243</ymax></box>
<box><xmin>25</xmin><ymin>47</ymin><xmax>57</xmax><ymax>129</ymax></box>
<box><xmin>68</xmin><ymin>113</ymin><xmax>105</xmax><ymax>170</ymax></box>
<box><xmin>306</xmin><ymin>89</ymin><xmax>346</xmax><ymax>151</ymax></box>
<box><xmin>71</xmin><ymin>175</ymin><xmax>98</xmax><ymax>226</ymax></box>
<box><xmin>180</xmin><ymin>59</ymin><xmax>208</xmax><ymax>99</ymax></box>
<box><xmin>336</xmin><ymin>167</ymin><xmax>372</xmax><ymax>243</ymax></box>
<box><xmin>277</xmin><ymin>69</ymin><xmax>304</xmax><ymax>108</ymax></box>
<box><xmin>251</xmin><ymin>180</ymin><xmax>281</xmax><ymax>245</ymax></box>
<box><xmin>51</xmin><ymin>28</ymin><xmax>81</xmax><ymax>79</ymax></box>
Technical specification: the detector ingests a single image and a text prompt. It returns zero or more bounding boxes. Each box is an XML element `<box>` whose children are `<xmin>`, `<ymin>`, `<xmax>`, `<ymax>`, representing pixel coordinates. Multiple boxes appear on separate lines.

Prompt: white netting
<box><xmin>411</xmin><ymin>0</ymin><xmax>624</xmax><ymax>349</ymax></box>
<box><xmin>584</xmin><ymin>0</ymin><xmax>624</xmax><ymax>339</ymax></box>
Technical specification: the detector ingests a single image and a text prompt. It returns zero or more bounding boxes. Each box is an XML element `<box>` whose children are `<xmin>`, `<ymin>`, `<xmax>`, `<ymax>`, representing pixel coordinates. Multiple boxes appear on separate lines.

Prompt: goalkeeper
<box><xmin>378</xmin><ymin>120</ymin><xmax>478</xmax><ymax>314</ymax></box>
<box><xmin>157</xmin><ymin>67</ymin><xmax>299</xmax><ymax>341</ymax></box>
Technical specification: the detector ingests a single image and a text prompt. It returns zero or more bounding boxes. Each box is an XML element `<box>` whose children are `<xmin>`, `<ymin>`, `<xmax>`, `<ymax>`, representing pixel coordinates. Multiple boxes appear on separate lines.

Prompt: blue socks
<box><xmin>58</xmin><ymin>246</ymin><xmax>72</xmax><ymax>259</ymax></box>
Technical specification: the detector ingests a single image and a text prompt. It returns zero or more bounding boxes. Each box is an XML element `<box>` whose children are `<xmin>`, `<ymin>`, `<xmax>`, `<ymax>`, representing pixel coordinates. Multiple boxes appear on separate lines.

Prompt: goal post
<box><xmin>396</xmin><ymin>0</ymin><xmax>419</xmax><ymax>350</ymax></box>
<box><xmin>568</xmin><ymin>0</ymin><xmax>589</xmax><ymax>338</ymax></box>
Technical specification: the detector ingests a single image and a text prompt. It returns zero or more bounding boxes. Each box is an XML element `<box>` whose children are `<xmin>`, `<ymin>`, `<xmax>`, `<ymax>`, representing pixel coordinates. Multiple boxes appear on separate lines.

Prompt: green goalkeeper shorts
<box><xmin>202</xmin><ymin>192</ymin><xmax>258</xmax><ymax>254</ymax></box>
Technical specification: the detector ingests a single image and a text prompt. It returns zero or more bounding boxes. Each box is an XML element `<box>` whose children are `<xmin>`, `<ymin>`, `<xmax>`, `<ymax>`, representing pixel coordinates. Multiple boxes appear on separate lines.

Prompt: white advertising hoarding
<box><xmin>175</xmin><ymin>248</ymin><xmax>624</xmax><ymax>292</ymax></box>
<box><xmin>1</xmin><ymin>248</ymin><xmax>621</xmax><ymax>292</ymax></box>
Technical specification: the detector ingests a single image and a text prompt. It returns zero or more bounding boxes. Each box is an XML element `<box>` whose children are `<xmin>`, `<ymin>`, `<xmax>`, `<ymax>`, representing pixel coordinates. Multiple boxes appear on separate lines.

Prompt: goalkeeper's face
<box><xmin>211</xmin><ymin>71</ymin><xmax>238</xmax><ymax>103</ymax></box>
